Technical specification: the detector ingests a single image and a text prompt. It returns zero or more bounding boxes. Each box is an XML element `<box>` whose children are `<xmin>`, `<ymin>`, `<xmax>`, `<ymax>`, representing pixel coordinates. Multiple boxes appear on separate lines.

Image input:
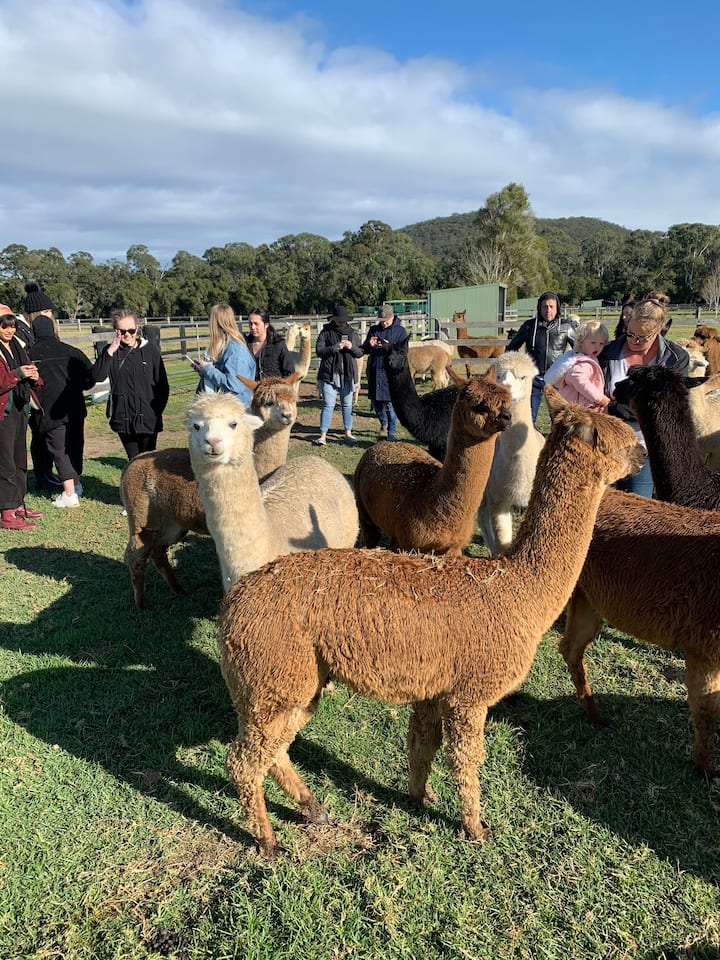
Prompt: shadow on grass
<box><xmin>493</xmin><ymin>688</ymin><xmax>720</xmax><ymax>883</ymax></box>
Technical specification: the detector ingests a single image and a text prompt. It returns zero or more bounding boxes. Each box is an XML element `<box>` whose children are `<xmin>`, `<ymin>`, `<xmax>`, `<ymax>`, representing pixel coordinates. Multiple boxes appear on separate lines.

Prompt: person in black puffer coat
<box><xmin>314</xmin><ymin>306</ymin><xmax>363</xmax><ymax>445</ymax></box>
<box><xmin>28</xmin><ymin>315</ymin><xmax>95</xmax><ymax>505</ymax></box>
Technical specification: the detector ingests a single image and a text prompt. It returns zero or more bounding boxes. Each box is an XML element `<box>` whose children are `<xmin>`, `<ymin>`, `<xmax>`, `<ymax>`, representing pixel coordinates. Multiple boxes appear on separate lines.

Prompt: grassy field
<box><xmin>1</xmin><ymin>367</ymin><xmax>720</xmax><ymax>959</ymax></box>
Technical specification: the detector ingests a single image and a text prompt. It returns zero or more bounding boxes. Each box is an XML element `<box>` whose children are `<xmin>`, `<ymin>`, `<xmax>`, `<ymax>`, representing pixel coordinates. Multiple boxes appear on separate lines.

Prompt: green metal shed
<box><xmin>427</xmin><ymin>284</ymin><xmax>507</xmax><ymax>336</ymax></box>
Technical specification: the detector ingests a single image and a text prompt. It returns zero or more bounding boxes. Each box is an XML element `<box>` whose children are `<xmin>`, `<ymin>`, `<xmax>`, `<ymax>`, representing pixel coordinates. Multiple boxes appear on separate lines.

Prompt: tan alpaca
<box><xmin>353</xmin><ymin>370</ymin><xmax>512</xmax><ymax>554</ymax></box>
<box><xmin>216</xmin><ymin>389</ymin><xmax>644</xmax><ymax>856</ymax></box>
<box><xmin>687</xmin><ymin>372</ymin><xmax>720</xmax><ymax>469</ymax></box>
<box><xmin>693</xmin><ymin>325</ymin><xmax>720</xmax><ymax>375</ymax></box>
<box><xmin>187</xmin><ymin>391</ymin><xmax>358</xmax><ymax>592</ymax></box>
<box><xmin>454</xmin><ymin>309</ymin><xmax>507</xmax><ymax>360</ymax></box>
<box><xmin>120</xmin><ymin>373</ymin><xmax>300</xmax><ymax>609</ymax></box>
<box><xmin>284</xmin><ymin>322</ymin><xmax>313</xmax><ymax>390</ymax></box>
<box><xmin>407</xmin><ymin>343</ymin><xmax>452</xmax><ymax>389</ymax></box>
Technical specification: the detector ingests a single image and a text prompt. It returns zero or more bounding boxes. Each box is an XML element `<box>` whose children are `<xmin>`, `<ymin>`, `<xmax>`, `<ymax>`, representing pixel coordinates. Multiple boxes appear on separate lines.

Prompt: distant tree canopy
<box><xmin>2</xmin><ymin>184</ymin><xmax>720</xmax><ymax>319</ymax></box>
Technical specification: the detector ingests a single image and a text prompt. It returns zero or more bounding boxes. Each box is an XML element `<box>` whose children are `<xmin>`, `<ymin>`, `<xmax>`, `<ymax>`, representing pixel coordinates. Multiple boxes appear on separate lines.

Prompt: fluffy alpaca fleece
<box><xmin>283</xmin><ymin>322</ymin><xmax>313</xmax><ymax>390</ymax></box>
<box><xmin>382</xmin><ymin>341</ymin><xmax>459</xmax><ymax>461</ymax></box>
<box><xmin>216</xmin><ymin>390</ymin><xmax>643</xmax><ymax>856</ymax></box>
<box><xmin>187</xmin><ymin>391</ymin><xmax>358</xmax><ymax>592</ymax></box>
<box><xmin>614</xmin><ymin>364</ymin><xmax>720</xmax><ymax>510</ymax></box>
<box><xmin>693</xmin><ymin>326</ymin><xmax>720</xmax><ymax>375</ymax></box>
<box><xmin>674</xmin><ymin>339</ymin><xmax>710</xmax><ymax>378</ymax></box>
<box><xmin>353</xmin><ymin>371</ymin><xmax>512</xmax><ymax>554</ymax></box>
<box><xmin>120</xmin><ymin>373</ymin><xmax>300</xmax><ymax>609</ymax></box>
<box><xmin>687</xmin><ymin>372</ymin><xmax>720</xmax><ymax>470</ymax></box>
<box><xmin>559</xmin><ymin>488</ymin><xmax>720</xmax><ymax>777</ymax></box>
<box><xmin>477</xmin><ymin>352</ymin><xmax>545</xmax><ymax>555</ymax></box>
<box><xmin>406</xmin><ymin>343</ymin><xmax>452</xmax><ymax>389</ymax></box>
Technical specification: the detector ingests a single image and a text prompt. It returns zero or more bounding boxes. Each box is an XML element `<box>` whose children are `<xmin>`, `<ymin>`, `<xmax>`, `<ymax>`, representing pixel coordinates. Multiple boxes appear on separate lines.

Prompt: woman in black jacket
<box><xmin>313</xmin><ymin>306</ymin><xmax>363</xmax><ymax>445</ymax></box>
<box><xmin>245</xmin><ymin>308</ymin><xmax>295</xmax><ymax>379</ymax></box>
<box><xmin>91</xmin><ymin>309</ymin><xmax>169</xmax><ymax>460</ymax></box>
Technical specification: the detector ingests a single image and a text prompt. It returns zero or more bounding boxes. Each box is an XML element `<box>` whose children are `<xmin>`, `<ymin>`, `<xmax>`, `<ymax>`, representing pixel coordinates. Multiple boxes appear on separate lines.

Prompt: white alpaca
<box><xmin>477</xmin><ymin>352</ymin><xmax>545</xmax><ymax>555</ymax></box>
<box><xmin>187</xmin><ymin>391</ymin><xmax>359</xmax><ymax>592</ymax></box>
<box><xmin>285</xmin><ymin>322</ymin><xmax>313</xmax><ymax>390</ymax></box>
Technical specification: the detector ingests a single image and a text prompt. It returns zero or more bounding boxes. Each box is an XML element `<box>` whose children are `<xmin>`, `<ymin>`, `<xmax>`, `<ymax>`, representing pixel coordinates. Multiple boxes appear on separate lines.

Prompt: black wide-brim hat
<box><xmin>327</xmin><ymin>305</ymin><xmax>351</xmax><ymax>321</ymax></box>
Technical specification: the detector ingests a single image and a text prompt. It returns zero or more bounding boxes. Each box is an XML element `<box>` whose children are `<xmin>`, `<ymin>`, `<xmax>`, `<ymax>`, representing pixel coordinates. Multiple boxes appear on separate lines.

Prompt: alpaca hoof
<box><xmin>695</xmin><ymin>764</ymin><xmax>717</xmax><ymax>782</ymax></box>
<box><xmin>465</xmin><ymin>823</ymin><xmax>492</xmax><ymax>844</ymax></box>
<box><xmin>258</xmin><ymin>838</ymin><xmax>283</xmax><ymax>859</ymax></box>
<box><xmin>302</xmin><ymin>801</ymin><xmax>329</xmax><ymax>825</ymax></box>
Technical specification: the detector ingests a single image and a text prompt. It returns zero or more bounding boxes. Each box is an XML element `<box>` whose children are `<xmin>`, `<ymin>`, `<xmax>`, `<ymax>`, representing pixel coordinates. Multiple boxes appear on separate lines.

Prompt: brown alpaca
<box><xmin>454</xmin><ymin>309</ymin><xmax>507</xmax><ymax>360</ymax></box>
<box><xmin>693</xmin><ymin>325</ymin><xmax>720</xmax><ymax>375</ymax></box>
<box><xmin>407</xmin><ymin>343</ymin><xmax>452</xmax><ymax>389</ymax></box>
<box><xmin>120</xmin><ymin>373</ymin><xmax>300</xmax><ymax>609</ymax></box>
<box><xmin>558</xmin><ymin>488</ymin><xmax>720</xmax><ymax>777</ymax></box>
<box><xmin>353</xmin><ymin>370</ymin><xmax>512</xmax><ymax>554</ymax></box>
<box><xmin>216</xmin><ymin>390</ymin><xmax>643</xmax><ymax>856</ymax></box>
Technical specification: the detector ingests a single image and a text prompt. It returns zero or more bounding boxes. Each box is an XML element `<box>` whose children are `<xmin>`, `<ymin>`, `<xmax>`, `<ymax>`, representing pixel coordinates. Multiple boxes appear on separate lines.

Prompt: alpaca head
<box><xmin>297</xmin><ymin>322</ymin><xmax>311</xmax><ymax>341</ymax></box>
<box><xmin>449</xmin><ymin>367</ymin><xmax>512</xmax><ymax>442</ymax></box>
<box><xmin>187</xmin><ymin>392</ymin><xmax>263</xmax><ymax>467</ymax></box>
<box><xmin>613</xmin><ymin>365</ymin><xmax>688</xmax><ymax>418</ymax></box>
<box><xmin>236</xmin><ymin>373</ymin><xmax>301</xmax><ymax>434</ymax></box>
<box><xmin>384</xmin><ymin>341</ymin><xmax>410</xmax><ymax>373</ymax></box>
<box><xmin>545</xmin><ymin>387</ymin><xmax>645</xmax><ymax>485</ymax></box>
<box><xmin>693</xmin><ymin>326</ymin><xmax>720</xmax><ymax>349</ymax></box>
<box><xmin>493</xmin><ymin>352</ymin><xmax>539</xmax><ymax>404</ymax></box>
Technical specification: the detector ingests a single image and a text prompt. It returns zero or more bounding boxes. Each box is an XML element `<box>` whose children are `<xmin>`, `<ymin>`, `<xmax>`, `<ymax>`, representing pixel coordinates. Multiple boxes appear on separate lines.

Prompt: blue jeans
<box><xmin>530</xmin><ymin>374</ymin><xmax>545</xmax><ymax>423</ymax></box>
<box><xmin>319</xmin><ymin>379</ymin><xmax>354</xmax><ymax>435</ymax></box>
<box><xmin>372</xmin><ymin>400</ymin><xmax>397</xmax><ymax>437</ymax></box>
<box><xmin>615</xmin><ymin>456</ymin><xmax>653</xmax><ymax>498</ymax></box>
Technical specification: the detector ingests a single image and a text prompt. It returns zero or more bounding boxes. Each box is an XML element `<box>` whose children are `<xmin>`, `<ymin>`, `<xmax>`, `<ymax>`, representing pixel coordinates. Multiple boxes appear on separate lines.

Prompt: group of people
<box><xmin>507</xmin><ymin>289</ymin><xmax>689</xmax><ymax>497</ymax></box>
<box><xmin>1</xmin><ymin>284</ymin><xmax>688</xmax><ymax>533</ymax></box>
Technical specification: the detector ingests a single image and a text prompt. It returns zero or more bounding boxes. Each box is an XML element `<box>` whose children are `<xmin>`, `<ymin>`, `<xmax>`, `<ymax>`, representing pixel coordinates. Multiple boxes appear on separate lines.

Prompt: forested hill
<box><xmin>399</xmin><ymin>212</ymin><xmax>632</xmax><ymax>260</ymax></box>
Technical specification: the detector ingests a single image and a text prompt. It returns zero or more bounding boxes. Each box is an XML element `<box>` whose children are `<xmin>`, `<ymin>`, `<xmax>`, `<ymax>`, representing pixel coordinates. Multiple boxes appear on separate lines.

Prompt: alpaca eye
<box><xmin>192</xmin><ymin>423</ymin><xmax>200</xmax><ymax>431</ymax></box>
<box><xmin>229</xmin><ymin>421</ymin><xmax>238</xmax><ymax>429</ymax></box>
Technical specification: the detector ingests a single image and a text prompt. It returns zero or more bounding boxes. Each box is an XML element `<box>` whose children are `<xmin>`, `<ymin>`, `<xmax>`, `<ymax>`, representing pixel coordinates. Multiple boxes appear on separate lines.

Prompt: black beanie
<box><xmin>24</xmin><ymin>281</ymin><xmax>55</xmax><ymax>313</ymax></box>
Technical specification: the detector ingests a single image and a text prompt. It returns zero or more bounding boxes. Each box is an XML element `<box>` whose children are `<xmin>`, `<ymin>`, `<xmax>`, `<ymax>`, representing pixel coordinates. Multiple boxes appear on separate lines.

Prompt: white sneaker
<box><xmin>74</xmin><ymin>481</ymin><xmax>83</xmax><ymax>497</ymax></box>
<box><xmin>52</xmin><ymin>492</ymin><xmax>79</xmax><ymax>508</ymax></box>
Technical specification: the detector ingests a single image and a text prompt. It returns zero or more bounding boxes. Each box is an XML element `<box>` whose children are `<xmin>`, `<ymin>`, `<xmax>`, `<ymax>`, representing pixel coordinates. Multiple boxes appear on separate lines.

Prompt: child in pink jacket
<box><xmin>544</xmin><ymin>320</ymin><xmax>609</xmax><ymax>410</ymax></box>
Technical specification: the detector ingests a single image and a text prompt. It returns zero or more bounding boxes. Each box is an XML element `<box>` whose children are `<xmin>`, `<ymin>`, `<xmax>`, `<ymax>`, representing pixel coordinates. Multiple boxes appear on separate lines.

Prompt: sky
<box><xmin>1</xmin><ymin>0</ymin><xmax>719</xmax><ymax>264</ymax></box>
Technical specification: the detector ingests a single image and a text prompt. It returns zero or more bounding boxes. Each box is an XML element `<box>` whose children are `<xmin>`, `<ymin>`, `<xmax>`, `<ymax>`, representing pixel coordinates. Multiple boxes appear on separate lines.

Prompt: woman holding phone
<box><xmin>190</xmin><ymin>303</ymin><xmax>255</xmax><ymax>407</ymax></box>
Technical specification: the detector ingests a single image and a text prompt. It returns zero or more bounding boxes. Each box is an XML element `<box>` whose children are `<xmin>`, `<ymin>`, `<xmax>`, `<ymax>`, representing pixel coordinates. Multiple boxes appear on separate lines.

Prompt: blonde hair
<box><xmin>575</xmin><ymin>319</ymin><xmax>609</xmax><ymax>348</ymax></box>
<box><xmin>630</xmin><ymin>291</ymin><xmax>670</xmax><ymax>330</ymax></box>
<box><xmin>207</xmin><ymin>303</ymin><xmax>245</xmax><ymax>361</ymax></box>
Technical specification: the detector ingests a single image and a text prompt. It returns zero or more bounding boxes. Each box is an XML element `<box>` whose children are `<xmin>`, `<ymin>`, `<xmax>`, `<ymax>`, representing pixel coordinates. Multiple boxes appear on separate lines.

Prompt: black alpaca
<box><xmin>614</xmin><ymin>365</ymin><xmax>720</xmax><ymax>510</ymax></box>
<box><xmin>383</xmin><ymin>341</ymin><xmax>457</xmax><ymax>461</ymax></box>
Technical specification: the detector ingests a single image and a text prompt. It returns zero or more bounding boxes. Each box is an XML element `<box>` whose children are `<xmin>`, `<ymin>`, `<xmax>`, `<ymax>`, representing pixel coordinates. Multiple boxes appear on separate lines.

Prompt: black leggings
<box><xmin>118</xmin><ymin>432</ymin><xmax>158</xmax><ymax>461</ymax></box>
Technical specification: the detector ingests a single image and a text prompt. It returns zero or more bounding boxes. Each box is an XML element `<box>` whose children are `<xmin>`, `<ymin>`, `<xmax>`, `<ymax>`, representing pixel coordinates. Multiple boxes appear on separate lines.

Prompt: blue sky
<box><xmin>1</xmin><ymin>0</ymin><xmax>719</xmax><ymax>263</ymax></box>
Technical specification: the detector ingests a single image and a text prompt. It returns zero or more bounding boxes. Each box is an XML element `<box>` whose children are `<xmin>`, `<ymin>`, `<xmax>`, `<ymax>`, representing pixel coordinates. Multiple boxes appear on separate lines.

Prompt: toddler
<box><xmin>544</xmin><ymin>320</ymin><xmax>609</xmax><ymax>410</ymax></box>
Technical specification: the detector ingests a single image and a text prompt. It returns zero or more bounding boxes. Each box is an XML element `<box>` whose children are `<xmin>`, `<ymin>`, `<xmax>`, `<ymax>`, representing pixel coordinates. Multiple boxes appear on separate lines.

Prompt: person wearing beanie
<box><xmin>506</xmin><ymin>292</ymin><xmax>578</xmax><ymax>422</ymax></box>
<box><xmin>28</xmin><ymin>316</ymin><xmax>95</xmax><ymax>507</ymax></box>
<box><xmin>91</xmin><ymin>308</ymin><xmax>169</xmax><ymax>460</ymax></box>
<box><xmin>0</xmin><ymin>306</ymin><xmax>44</xmax><ymax>529</ymax></box>
<box><xmin>21</xmin><ymin>281</ymin><xmax>57</xmax><ymax>350</ymax></box>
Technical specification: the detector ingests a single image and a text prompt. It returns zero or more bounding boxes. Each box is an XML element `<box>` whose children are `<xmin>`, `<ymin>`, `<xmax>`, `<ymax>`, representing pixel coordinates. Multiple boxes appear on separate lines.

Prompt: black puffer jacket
<box><xmin>316</xmin><ymin>320</ymin><xmax>363</xmax><ymax>385</ymax></box>
<box><xmin>28</xmin><ymin>316</ymin><xmax>94</xmax><ymax>431</ymax></box>
<box><xmin>247</xmin><ymin>329</ymin><xmax>295</xmax><ymax>379</ymax></box>
<box><xmin>91</xmin><ymin>338</ymin><xmax>169</xmax><ymax>435</ymax></box>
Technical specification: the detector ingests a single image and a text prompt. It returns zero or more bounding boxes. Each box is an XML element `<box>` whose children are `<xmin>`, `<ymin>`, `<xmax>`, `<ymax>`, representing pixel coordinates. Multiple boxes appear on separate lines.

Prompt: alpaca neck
<box><xmin>195</xmin><ymin>458</ymin><xmax>276</xmax><ymax>591</ymax></box>
<box><xmin>433</xmin><ymin>426</ymin><xmax>498</xmax><ymax>512</ymax></box>
<box><xmin>253</xmin><ymin>425</ymin><xmax>291</xmax><ymax>482</ymax></box>
<box><xmin>507</xmin><ymin>436</ymin><xmax>607</xmax><ymax>625</ymax></box>
<box><xmin>636</xmin><ymin>395</ymin><xmax>710</xmax><ymax>503</ymax></box>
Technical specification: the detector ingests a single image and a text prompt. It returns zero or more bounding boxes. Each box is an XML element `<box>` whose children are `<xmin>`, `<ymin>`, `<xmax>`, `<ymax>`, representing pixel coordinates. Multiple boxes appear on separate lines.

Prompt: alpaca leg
<box><xmin>124</xmin><ymin>540</ymin><xmax>149</xmax><ymax>611</ymax></box>
<box><xmin>557</xmin><ymin>587</ymin><xmax>605</xmax><ymax>725</ymax></box>
<box><xmin>150</xmin><ymin>544</ymin><xmax>185</xmax><ymax>595</ymax></box>
<box><xmin>356</xmin><ymin>500</ymin><xmax>382</xmax><ymax>548</ymax></box>
<box><xmin>684</xmin><ymin>656</ymin><xmax>720</xmax><ymax>778</ymax></box>
<box><xmin>491</xmin><ymin>508</ymin><xmax>514</xmax><ymax>556</ymax></box>
<box><xmin>268</xmin><ymin>701</ymin><xmax>328</xmax><ymax>825</ymax></box>
<box><xmin>442</xmin><ymin>703</ymin><xmax>491</xmax><ymax>842</ymax></box>
<box><xmin>408</xmin><ymin>699</ymin><xmax>443</xmax><ymax>807</ymax></box>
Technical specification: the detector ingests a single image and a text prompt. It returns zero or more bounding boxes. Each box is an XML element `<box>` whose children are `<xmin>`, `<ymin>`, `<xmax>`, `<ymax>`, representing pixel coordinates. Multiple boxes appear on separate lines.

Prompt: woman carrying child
<box><xmin>544</xmin><ymin>319</ymin><xmax>610</xmax><ymax>411</ymax></box>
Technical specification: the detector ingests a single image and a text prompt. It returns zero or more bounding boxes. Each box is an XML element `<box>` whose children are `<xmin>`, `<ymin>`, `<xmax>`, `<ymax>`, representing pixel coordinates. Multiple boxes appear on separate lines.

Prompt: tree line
<box><xmin>2</xmin><ymin>183</ymin><xmax>720</xmax><ymax>320</ymax></box>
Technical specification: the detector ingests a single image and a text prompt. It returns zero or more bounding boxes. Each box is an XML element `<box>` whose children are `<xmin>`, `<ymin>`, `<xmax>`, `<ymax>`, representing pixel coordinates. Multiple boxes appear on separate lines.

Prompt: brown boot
<box><xmin>16</xmin><ymin>504</ymin><xmax>43</xmax><ymax>520</ymax></box>
<box><xmin>1</xmin><ymin>508</ymin><xmax>37</xmax><ymax>530</ymax></box>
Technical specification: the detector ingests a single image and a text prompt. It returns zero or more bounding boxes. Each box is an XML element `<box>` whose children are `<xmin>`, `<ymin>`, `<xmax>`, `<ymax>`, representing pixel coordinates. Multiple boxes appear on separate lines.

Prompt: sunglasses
<box><xmin>0</xmin><ymin>319</ymin><xmax>17</xmax><ymax>329</ymax></box>
<box><xmin>625</xmin><ymin>331</ymin><xmax>654</xmax><ymax>344</ymax></box>
<box><xmin>116</xmin><ymin>328</ymin><xmax>137</xmax><ymax>336</ymax></box>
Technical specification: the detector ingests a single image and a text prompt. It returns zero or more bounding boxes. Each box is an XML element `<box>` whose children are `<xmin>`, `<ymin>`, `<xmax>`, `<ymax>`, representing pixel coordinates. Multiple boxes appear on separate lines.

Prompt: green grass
<box><xmin>2</xmin><ymin>385</ymin><xmax>720</xmax><ymax>959</ymax></box>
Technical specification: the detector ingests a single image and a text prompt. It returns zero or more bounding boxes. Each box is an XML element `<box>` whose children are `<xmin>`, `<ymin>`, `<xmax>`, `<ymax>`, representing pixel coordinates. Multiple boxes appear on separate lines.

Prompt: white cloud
<box><xmin>1</xmin><ymin>0</ymin><xmax>719</xmax><ymax>263</ymax></box>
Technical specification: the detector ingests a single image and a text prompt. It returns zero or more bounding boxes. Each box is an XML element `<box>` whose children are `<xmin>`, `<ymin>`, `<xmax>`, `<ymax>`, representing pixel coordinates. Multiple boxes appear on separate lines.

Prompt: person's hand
<box><xmin>107</xmin><ymin>328</ymin><xmax>122</xmax><ymax>356</ymax></box>
<box><xmin>19</xmin><ymin>363</ymin><xmax>38</xmax><ymax>382</ymax></box>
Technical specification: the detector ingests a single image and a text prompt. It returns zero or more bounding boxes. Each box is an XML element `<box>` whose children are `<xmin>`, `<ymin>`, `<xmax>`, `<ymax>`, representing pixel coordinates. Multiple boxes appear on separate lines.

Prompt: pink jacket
<box><xmin>554</xmin><ymin>354</ymin><xmax>608</xmax><ymax>409</ymax></box>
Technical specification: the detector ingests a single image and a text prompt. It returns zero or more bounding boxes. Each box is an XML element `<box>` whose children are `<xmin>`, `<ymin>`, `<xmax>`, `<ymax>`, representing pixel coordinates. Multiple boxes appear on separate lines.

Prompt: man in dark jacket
<box><xmin>506</xmin><ymin>292</ymin><xmax>577</xmax><ymax>421</ymax></box>
<box><xmin>362</xmin><ymin>305</ymin><xmax>408</xmax><ymax>439</ymax></box>
<box><xmin>28</xmin><ymin>315</ymin><xmax>95</xmax><ymax>503</ymax></box>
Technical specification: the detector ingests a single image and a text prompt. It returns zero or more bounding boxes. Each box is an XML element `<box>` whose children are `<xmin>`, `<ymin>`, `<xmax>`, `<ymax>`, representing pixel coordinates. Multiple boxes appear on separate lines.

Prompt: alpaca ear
<box><xmin>481</xmin><ymin>364</ymin><xmax>497</xmax><ymax>382</ymax></box>
<box><xmin>244</xmin><ymin>413</ymin><xmax>265</xmax><ymax>433</ymax></box>
<box><xmin>446</xmin><ymin>366</ymin><xmax>468</xmax><ymax>387</ymax></box>
<box><xmin>237</xmin><ymin>373</ymin><xmax>260</xmax><ymax>391</ymax></box>
<box><xmin>544</xmin><ymin>385</ymin><xmax>569</xmax><ymax>420</ymax></box>
<box><xmin>284</xmin><ymin>371</ymin><xmax>303</xmax><ymax>385</ymax></box>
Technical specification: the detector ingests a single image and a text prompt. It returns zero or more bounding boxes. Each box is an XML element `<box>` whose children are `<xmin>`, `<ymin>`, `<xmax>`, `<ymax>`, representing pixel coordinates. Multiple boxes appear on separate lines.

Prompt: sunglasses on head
<box><xmin>116</xmin><ymin>327</ymin><xmax>137</xmax><ymax>336</ymax></box>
